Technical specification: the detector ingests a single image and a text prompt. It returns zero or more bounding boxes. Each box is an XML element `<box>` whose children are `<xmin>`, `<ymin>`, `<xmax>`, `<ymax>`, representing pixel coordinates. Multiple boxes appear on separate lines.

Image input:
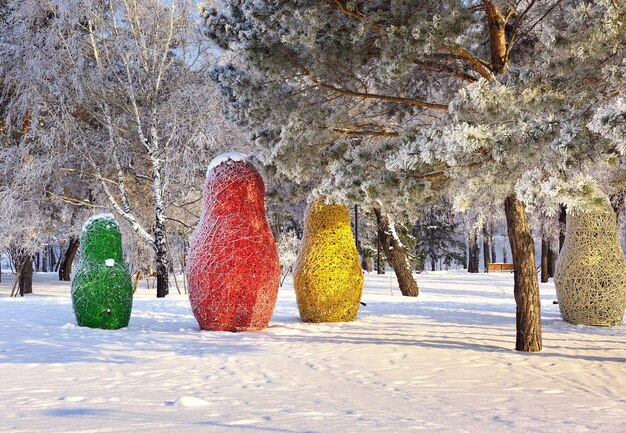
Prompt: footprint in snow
<box><xmin>225</xmin><ymin>419</ymin><xmax>262</xmax><ymax>426</ymax></box>
<box><xmin>163</xmin><ymin>396</ymin><xmax>212</xmax><ymax>408</ymax></box>
<box><xmin>61</xmin><ymin>396</ymin><xmax>86</xmax><ymax>403</ymax></box>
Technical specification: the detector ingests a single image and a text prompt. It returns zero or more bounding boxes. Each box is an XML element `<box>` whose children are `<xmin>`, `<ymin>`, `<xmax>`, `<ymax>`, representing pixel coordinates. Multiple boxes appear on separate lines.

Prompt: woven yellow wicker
<box><xmin>294</xmin><ymin>200</ymin><xmax>364</xmax><ymax>322</ymax></box>
<box><xmin>554</xmin><ymin>205</ymin><xmax>626</xmax><ymax>326</ymax></box>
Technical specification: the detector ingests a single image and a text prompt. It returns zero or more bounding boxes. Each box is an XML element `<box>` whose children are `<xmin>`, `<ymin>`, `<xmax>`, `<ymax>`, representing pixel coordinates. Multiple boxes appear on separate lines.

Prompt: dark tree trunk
<box><xmin>547</xmin><ymin>245</ymin><xmax>556</xmax><ymax>278</ymax></box>
<box><xmin>610</xmin><ymin>191</ymin><xmax>625</xmax><ymax>220</ymax></box>
<box><xmin>503</xmin><ymin>241</ymin><xmax>508</xmax><ymax>264</ymax></box>
<box><xmin>19</xmin><ymin>256</ymin><xmax>33</xmax><ymax>295</ymax></box>
<box><xmin>354</xmin><ymin>205</ymin><xmax>367</xmax><ymax>271</ymax></box>
<box><xmin>431</xmin><ymin>257</ymin><xmax>436</xmax><ymax>272</ymax></box>
<box><xmin>415</xmin><ymin>257</ymin><xmax>425</xmax><ymax>273</ymax></box>
<box><xmin>354</xmin><ymin>204</ymin><xmax>359</xmax><ymax>247</ymax></box>
<box><xmin>468</xmin><ymin>227</ymin><xmax>480</xmax><ymax>273</ymax></box>
<box><xmin>361</xmin><ymin>257</ymin><xmax>373</xmax><ymax>272</ymax></box>
<box><xmin>156</xmin><ymin>263</ymin><xmax>168</xmax><ymax>298</ymax></box>
<box><xmin>59</xmin><ymin>236</ymin><xmax>79</xmax><ymax>281</ymax></box>
<box><xmin>35</xmin><ymin>253</ymin><xmax>40</xmax><ymax>273</ymax></box>
<box><xmin>376</xmin><ymin>218</ymin><xmax>385</xmax><ymax>275</ymax></box>
<box><xmin>504</xmin><ymin>195</ymin><xmax>542</xmax><ymax>352</ymax></box>
<box><xmin>50</xmin><ymin>245</ymin><xmax>58</xmax><ymax>272</ymax></box>
<box><xmin>558</xmin><ymin>205</ymin><xmax>567</xmax><ymax>252</ymax></box>
<box><xmin>9</xmin><ymin>245</ymin><xmax>32</xmax><ymax>295</ymax></box>
<box><xmin>154</xmin><ymin>226</ymin><xmax>169</xmax><ymax>298</ymax></box>
<box><xmin>42</xmin><ymin>247</ymin><xmax>48</xmax><ymax>273</ymax></box>
<box><xmin>482</xmin><ymin>224</ymin><xmax>490</xmax><ymax>272</ymax></box>
<box><xmin>181</xmin><ymin>239</ymin><xmax>189</xmax><ymax>294</ymax></box>
<box><xmin>540</xmin><ymin>237</ymin><xmax>549</xmax><ymax>283</ymax></box>
<box><xmin>467</xmin><ymin>232</ymin><xmax>471</xmax><ymax>271</ymax></box>
<box><xmin>373</xmin><ymin>206</ymin><xmax>419</xmax><ymax>297</ymax></box>
<box><xmin>490</xmin><ymin>223</ymin><xmax>497</xmax><ymax>263</ymax></box>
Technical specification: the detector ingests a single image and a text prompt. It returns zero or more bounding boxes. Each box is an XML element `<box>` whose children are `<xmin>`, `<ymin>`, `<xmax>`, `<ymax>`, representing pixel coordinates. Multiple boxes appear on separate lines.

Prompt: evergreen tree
<box><xmin>413</xmin><ymin>210</ymin><xmax>465</xmax><ymax>272</ymax></box>
<box><xmin>203</xmin><ymin>0</ymin><xmax>562</xmax><ymax>351</ymax></box>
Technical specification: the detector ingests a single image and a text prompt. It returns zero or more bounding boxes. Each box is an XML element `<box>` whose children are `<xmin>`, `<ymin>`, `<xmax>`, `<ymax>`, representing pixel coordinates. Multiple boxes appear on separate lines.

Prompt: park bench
<box><xmin>487</xmin><ymin>263</ymin><xmax>515</xmax><ymax>272</ymax></box>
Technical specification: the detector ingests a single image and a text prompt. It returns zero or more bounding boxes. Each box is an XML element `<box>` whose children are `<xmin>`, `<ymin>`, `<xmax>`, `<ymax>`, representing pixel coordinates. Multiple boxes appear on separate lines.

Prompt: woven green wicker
<box><xmin>71</xmin><ymin>214</ymin><xmax>133</xmax><ymax>329</ymax></box>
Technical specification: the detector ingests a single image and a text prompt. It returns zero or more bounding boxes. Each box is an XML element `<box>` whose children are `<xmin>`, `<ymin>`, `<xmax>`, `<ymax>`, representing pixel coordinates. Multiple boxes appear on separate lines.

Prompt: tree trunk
<box><xmin>504</xmin><ymin>195</ymin><xmax>542</xmax><ymax>352</ymax></box>
<box><xmin>431</xmin><ymin>257</ymin><xmax>436</xmax><ymax>272</ymax></box>
<box><xmin>42</xmin><ymin>247</ymin><xmax>48</xmax><ymax>273</ymax></box>
<box><xmin>154</xmin><ymin>225</ymin><xmax>169</xmax><ymax>298</ymax></box>
<box><xmin>490</xmin><ymin>222</ymin><xmax>497</xmax><ymax>263</ymax></box>
<box><xmin>473</xmin><ymin>228</ymin><xmax>480</xmax><ymax>271</ymax></box>
<box><xmin>361</xmin><ymin>257</ymin><xmax>373</xmax><ymax>272</ymax></box>
<box><xmin>354</xmin><ymin>204</ymin><xmax>359</xmax><ymax>248</ymax></box>
<box><xmin>502</xmin><ymin>241</ymin><xmax>508</xmax><ymax>264</ymax></box>
<box><xmin>181</xmin><ymin>239</ymin><xmax>188</xmax><ymax>294</ymax></box>
<box><xmin>468</xmin><ymin>227</ymin><xmax>480</xmax><ymax>273</ymax></box>
<box><xmin>19</xmin><ymin>256</ymin><xmax>33</xmax><ymax>295</ymax></box>
<box><xmin>540</xmin><ymin>237</ymin><xmax>549</xmax><ymax>283</ymax></box>
<box><xmin>610</xmin><ymin>190</ymin><xmax>625</xmax><ymax>219</ymax></box>
<box><xmin>373</xmin><ymin>206</ymin><xmax>419</xmax><ymax>297</ymax></box>
<box><xmin>11</xmin><ymin>246</ymin><xmax>33</xmax><ymax>296</ymax></box>
<box><xmin>482</xmin><ymin>224</ymin><xmax>490</xmax><ymax>272</ymax></box>
<box><xmin>59</xmin><ymin>236</ymin><xmax>79</xmax><ymax>281</ymax></box>
<box><xmin>354</xmin><ymin>205</ymin><xmax>367</xmax><ymax>271</ymax></box>
<box><xmin>415</xmin><ymin>257</ymin><xmax>424</xmax><ymax>273</ymax></box>
<box><xmin>150</xmin><ymin>146</ymin><xmax>169</xmax><ymax>298</ymax></box>
<box><xmin>486</xmin><ymin>2</ymin><xmax>507</xmax><ymax>74</ymax></box>
<box><xmin>558</xmin><ymin>205</ymin><xmax>567</xmax><ymax>252</ymax></box>
<box><xmin>376</xmin><ymin>218</ymin><xmax>385</xmax><ymax>275</ymax></box>
<box><xmin>547</xmin><ymin>245</ymin><xmax>556</xmax><ymax>278</ymax></box>
<box><xmin>155</xmin><ymin>248</ymin><xmax>169</xmax><ymax>298</ymax></box>
<box><xmin>50</xmin><ymin>245</ymin><xmax>58</xmax><ymax>272</ymax></box>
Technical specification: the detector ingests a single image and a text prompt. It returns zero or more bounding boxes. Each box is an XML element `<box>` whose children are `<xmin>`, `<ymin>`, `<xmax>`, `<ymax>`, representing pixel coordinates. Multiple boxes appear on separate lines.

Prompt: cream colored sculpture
<box><xmin>554</xmin><ymin>204</ymin><xmax>626</xmax><ymax>326</ymax></box>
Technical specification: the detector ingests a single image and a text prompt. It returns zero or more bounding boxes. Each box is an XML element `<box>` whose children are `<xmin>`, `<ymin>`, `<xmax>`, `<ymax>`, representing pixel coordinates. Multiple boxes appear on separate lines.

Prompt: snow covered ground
<box><xmin>0</xmin><ymin>271</ymin><xmax>624</xmax><ymax>433</ymax></box>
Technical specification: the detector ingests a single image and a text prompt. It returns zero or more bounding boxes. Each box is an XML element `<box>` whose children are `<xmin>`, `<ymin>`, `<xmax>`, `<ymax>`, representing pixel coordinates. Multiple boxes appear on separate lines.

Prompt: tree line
<box><xmin>2</xmin><ymin>1</ymin><xmax>626</xmax><ymax>352</ymax></box>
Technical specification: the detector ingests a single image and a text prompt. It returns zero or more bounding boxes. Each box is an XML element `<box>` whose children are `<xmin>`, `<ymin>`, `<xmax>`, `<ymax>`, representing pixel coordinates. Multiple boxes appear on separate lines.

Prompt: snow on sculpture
<box><xmin>187</xmin><ymin>152</ymin><xmax>280</xmax><ymax>331</ymax></box>
<box><xmin>71</xmin><ymin>214</ymin><xmax>133</xmax><ymax>329</ymax></box>
<box><xmin>294</xmin><ymin>200</ymin><xmax>363</xmax><ymax>322</ymax></box>
<box><xmin>554</xmin><ymin>204</ymin><xmax>626</xmax><ymax>326</ymax></box>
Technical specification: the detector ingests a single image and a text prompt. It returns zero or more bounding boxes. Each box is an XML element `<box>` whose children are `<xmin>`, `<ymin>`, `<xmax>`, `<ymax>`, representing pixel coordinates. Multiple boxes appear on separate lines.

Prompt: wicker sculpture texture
<box><xmin>554</xmin><ymin>206</ymin><xmax>626</xmax><ymax>326</ymax></box>
<box><xmin>294</xmin><ymin>200</ymin><xmax>364</xmax><ymax>322</ymax></box>
<box><xmin>71</xmin><ymin>214</ymin><xmax>133</xmax><ymax>329</ymax></box>
<box><xmin>187</xmin><ymin>154</ymin><xmax>280</xmax><ymax>331</ymax></box>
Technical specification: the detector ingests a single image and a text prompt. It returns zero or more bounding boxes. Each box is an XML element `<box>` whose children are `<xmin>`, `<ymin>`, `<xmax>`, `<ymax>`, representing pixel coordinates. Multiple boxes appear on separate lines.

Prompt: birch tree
<box><xmin>1</xmin><ymin>0</ymin><xmax>230</xmax><ymax>297</ymax></box>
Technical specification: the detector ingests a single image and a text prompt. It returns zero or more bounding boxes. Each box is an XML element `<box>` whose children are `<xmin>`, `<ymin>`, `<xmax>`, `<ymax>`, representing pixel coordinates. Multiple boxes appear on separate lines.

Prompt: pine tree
<box><xmin>413</xmin><ymin>210</ymin><xmax>465</xmax><ymax>271</ymax></box>
<box><xmin>202</xmin><ymin>1</ymin><xmax>569</xmax><ymax>351</ymax></box>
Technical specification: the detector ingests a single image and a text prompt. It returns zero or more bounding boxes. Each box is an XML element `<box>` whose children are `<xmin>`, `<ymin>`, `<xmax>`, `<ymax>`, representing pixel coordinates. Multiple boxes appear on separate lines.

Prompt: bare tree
<box><xmin>1</xmin><ymin>0</ymin><xmax>233</xmax><ymax>296</ymax></box>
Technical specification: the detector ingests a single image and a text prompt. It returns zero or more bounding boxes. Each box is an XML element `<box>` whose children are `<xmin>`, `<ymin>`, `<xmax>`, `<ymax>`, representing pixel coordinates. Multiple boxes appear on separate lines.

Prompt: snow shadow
<box><xmin>42</xmin><ymin>408</ymin><xmax>116</xmax><ymax>417</ymax></box>
<box><xmin>0</xmin><ymin>328</ymin><xmax>260</xmax><ymax>365</ymax></box>
<box><xmin>358</xmin><ymin>299</ymin><xmax>516</xmax><ymax>326</ymax></box>
<box><xmin>0</xmin><ymin>298</ymin><xmax>260</xmax><ymax>364</ymax></box>
<box><xmin>265</xmin><ymin>329</ymin><xmax>509</xmax><ymax>353</ymax></box>
<box><xmin>192</xmin><ymin>421</ymin><xmax>323</xmax><ymax>433</ymax></box>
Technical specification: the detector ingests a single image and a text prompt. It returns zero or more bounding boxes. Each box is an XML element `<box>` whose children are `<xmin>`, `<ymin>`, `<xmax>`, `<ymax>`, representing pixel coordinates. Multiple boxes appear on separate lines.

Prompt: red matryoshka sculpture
<box><xmin>187</xmin><ymin>152</ymin><xmax>280</xmax><ymax>331</ymax></box>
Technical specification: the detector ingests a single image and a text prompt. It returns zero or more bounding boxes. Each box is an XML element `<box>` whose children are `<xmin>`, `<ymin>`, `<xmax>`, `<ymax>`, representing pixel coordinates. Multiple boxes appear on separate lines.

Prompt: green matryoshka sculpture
<box><xmin>71</xmin><ymin>214</ymin><xmax>133</xmax><ymax>329</ymax></box>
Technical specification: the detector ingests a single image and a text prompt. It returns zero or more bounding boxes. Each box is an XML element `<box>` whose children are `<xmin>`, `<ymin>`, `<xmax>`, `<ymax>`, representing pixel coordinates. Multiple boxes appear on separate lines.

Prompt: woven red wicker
<box><xmin>187</xmin><ymin>154</ymin><xmax>280</xmax><ymax>331</ymax></box>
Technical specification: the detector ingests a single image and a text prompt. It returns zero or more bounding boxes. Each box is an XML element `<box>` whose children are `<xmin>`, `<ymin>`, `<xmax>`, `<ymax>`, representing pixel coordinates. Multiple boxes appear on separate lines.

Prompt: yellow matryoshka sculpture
<box><xmin>294</xmin><ymin>200</ymin><xmax>364</xmax><ymax>322</ymax></box>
